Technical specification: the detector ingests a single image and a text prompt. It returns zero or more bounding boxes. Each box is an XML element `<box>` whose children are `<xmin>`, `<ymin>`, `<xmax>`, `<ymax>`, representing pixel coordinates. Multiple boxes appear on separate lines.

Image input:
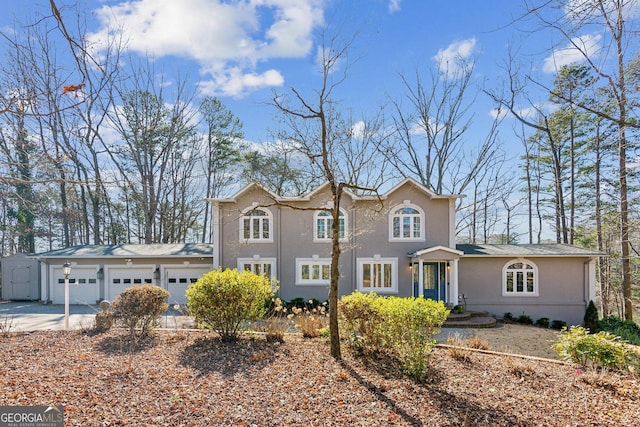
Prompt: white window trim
<box><xmin>237</xmin><ymin>257</ymin><xmax>277</xmax><ymax>280</ymax></box>
<box><xmin>502</xmin><ymin>258</ymin><xmax>539</xmax><ymax>297</ymax></box>
<box><xmin>313</xmin><ymin>209</ymin><xmax>348</xmax><ymax>243</ymax></box>
<box><xmin>388</xmin><ymin>203</ymin><xmax>425</xmax><ymax>242</ymax></box>
<box><xmin>357</xmin><ymin>257</ymin><xmax>398</xmax><ymax>294</ymax></box>
<box><xmin>295</xmin><ymin>258</ymin><xmax>331</xmax><ymax>286</ymax></box>
<box><xmin>239</xmin><ymin>206</ymin><xmax>274</xmax><ymax>243</ymax></box>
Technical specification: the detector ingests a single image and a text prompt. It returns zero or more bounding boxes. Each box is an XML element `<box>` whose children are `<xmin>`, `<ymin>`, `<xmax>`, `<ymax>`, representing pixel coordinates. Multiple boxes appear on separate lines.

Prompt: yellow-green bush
<box><xmin>340</xmin><ymin>292</ymin><xmax>449</xmax><ymax>380</ymax></box>
<box><xmin>553</xmin><ymin>326</ymin><xmax>639</xmax><ymax>373</ymax></box>
<box><xmin>186</xmin><ymin>268</ymin><xmax>274</xmax><ymax>342</ymax></box>
<box><xmin>339</xmin><ymin>291</ymin><xmax>384</xmax><ymax>350</ymax></box>
<box><xmin>111</xmin><ymin>285</ymin><xmax>169</xmax><ymax>337</ymax></box>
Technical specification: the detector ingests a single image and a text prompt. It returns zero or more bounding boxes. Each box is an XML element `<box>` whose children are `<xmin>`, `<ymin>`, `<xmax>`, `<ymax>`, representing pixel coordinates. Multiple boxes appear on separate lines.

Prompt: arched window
<box><xmin>389</xmin><ymin>203</ymin><xmax>424</xmax><ymax>241</ymax></box>
<box><xmin>240</xmin><ymin>207</ymin><xmax>273</xmax><ymax>242</ymax></box>
<box><xmin>502</xmin><ymin>259</ymin><xmax>538</xmax><ymax>296</ymax></box>
<box><xmin>314</xmin><ymin>209</ymin><xmax>347</xmax><ymax>241</ymax></box>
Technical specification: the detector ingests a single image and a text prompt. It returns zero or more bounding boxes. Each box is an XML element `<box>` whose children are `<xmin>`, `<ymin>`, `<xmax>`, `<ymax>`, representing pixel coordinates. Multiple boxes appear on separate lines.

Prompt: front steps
<box><xmin>443</xmin><ymin>311</ymin><xmax>497</xmax><ymax>328</ymax></box>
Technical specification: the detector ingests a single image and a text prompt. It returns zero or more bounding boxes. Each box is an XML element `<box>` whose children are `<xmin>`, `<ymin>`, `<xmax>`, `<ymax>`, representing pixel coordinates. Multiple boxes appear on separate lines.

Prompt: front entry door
<box><xmin>413</xmin><ymin>261</ymin><xmax>447</xmax><ymax>301</ymax></box>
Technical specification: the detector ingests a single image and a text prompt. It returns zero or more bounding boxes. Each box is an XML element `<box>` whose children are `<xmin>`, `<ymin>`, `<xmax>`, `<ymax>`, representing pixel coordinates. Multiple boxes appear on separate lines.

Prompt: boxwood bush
<box><xmin>186</xmin><ymin>268</ymin><xmax>274</xmax><ymax>342</ymax></box>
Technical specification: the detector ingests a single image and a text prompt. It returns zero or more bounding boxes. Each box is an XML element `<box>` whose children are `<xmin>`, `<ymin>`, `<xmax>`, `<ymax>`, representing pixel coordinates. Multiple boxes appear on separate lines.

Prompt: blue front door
<box><xmin>413</xmin><ymin>261</ymin><xmax>446</xmax><ymax>301</ymax></box>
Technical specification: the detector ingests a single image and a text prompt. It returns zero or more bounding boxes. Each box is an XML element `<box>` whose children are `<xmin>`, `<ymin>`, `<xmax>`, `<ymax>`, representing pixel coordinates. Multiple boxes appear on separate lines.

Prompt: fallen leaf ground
<box><xmin>1</xmin><ymin>329</ymin><xmax>638</xmax><ymax>426</ymax></box>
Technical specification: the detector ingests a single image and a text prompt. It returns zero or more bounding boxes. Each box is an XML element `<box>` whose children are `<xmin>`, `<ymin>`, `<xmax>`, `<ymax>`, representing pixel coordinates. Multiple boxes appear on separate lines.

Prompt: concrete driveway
<box><xmin>0</xmin><ymin>301</ymin><xmax>192</xmax><ymax>332</ymax></box>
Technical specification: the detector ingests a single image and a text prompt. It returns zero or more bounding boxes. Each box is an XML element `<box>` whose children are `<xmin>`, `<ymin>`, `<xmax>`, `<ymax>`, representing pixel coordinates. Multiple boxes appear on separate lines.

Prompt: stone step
<box><xmin>443</xmin><ymin>315</ymin><xmax>497</xmax><ymax>329</ymax></box>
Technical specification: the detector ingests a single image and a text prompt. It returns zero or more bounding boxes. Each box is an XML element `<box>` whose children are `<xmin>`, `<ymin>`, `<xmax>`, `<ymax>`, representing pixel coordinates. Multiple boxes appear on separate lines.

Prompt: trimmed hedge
<box><xmin>186</xmin><ymin>268</ymin><xmax>274</xmax><ymax>342</ymax></box>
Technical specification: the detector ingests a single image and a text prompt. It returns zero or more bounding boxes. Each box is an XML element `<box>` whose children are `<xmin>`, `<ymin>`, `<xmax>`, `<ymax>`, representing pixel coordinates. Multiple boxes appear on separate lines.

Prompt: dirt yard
<box><xmin>469</xmin><ymin>323</ymin><xmax>561</xmax><ymax>360</ymax></box>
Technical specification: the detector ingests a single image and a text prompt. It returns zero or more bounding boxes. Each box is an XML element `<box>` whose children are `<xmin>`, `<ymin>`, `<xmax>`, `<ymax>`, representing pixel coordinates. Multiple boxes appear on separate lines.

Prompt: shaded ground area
<box><xmin>1</xmin><ymin>330</ymin><xmax>638</xmax><ymax>426</ymax></box>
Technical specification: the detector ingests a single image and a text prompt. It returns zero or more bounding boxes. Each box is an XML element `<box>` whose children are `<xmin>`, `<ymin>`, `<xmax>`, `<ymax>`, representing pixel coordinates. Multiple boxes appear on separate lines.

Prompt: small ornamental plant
<box><xmin>291</xmin><ymin>300</ymin><xmax>329</xmax><ymax>338</ymax></box>
<box><xmin>111</xmin><ymin>285</ymin><xmax>169</xmax><ymax>337</ymax></box>
<box><xmin>583</xmin><ymin>300</ymin><xmax>600</xmax><ymax>333</ymax></box>
<box><xmin>261</xmin><ymin>298</ymin><xmax>290</xmax><ymax>343</ymax></box>
<box><xmin>552</xmin><ymin>326</ymin><xmax>639</xmax><ymax>373</ymax></box>
<box><xmin>186</xmin><ymin>268</ymin><xmax>274</xmax><ymax>342</ymax></box>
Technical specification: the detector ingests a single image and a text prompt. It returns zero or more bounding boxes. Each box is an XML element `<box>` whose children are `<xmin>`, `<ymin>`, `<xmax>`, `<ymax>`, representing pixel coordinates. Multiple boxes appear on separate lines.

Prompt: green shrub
<box><xmin>584</xmin><ymin>300</ymin><xmax>600</xmax><ymax>332</ymax></box>
<box><xmin>339</xmin><ymin>292</ymin><xmax>449</xmax><ymax>380</ymax></box>
<box><xmin>552</xmin><ymin>326</ymin><xmax>638</xmax><ymax>372</ymax></box>
<box><xmin>551</xmin><ymin>320</ymin><xmax>567</xmax><ymax>330</ymax></box>
<box><xmin>287</xmin><ymin>297</ymin><xmax>306</xmax><ymax>309</ymax></box>
<box><xmin>451</xmin><ymin>304</ymin><xmax>465</xmax><ymax>314</ymax></box>
<box><xmin>503</xmin><ymin>312</ymin><xmax>514</xmax><ymax>322</ymax></box>
<box><xmin>339</xmin><ymin>291</ymin><xmax>385</xmax><ymax>349</ymax></box>
<box><xmin>377</xmin><ymin>296</ymin><xmax>449</xmax><ymax>380</ymax></box>
<box><xmin>517</xmin><ymin>314</ymin><xmax>533</xmax><ymax>325</ymax></box>
<box><xmin>111</xmin><ymin>285</ymin><xmax>169</xmax><ymax>337</ymax></box>
<box><xmin>186</xmin><ymin>268</ymin><xmax>274</xmax><ymax>342</ymax></box>
<box><xmin>535</xmin><ymin>317</ymin><xmax>550</xmax><ymax>328</ymax></box>
<box><xmin>599</xmin><ymin>316</ymin><xmax>640</xmax><ymax>346</ymax></box>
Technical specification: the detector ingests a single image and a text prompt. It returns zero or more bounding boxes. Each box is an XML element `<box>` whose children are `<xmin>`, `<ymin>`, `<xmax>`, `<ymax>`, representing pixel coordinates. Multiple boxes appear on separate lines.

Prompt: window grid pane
<box><xmin>505</xmin><ymin>262</ymin><xmax>536</xmax><ymax>295</ymax></box>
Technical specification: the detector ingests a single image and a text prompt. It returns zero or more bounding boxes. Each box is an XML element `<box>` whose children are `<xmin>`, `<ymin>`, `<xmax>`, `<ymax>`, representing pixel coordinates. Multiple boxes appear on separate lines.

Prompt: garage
<box><xmin>51</xmin><ymin>266</ymin><xmax>99</xmax><ymax>305</ymax></box>
<box><xmin>106</xmin><ymin>266</ymin><xmax>155</xmax><ymax>301</ymax></box>
<box><xmin>36</xmin><ymin>243</ymin><xmax>214</xmax><ymax>305</ymax></box>
<box><xmin>164</xmin><ymin>265</ymin><xmax>211</xmax><ymax>305</ymax></box>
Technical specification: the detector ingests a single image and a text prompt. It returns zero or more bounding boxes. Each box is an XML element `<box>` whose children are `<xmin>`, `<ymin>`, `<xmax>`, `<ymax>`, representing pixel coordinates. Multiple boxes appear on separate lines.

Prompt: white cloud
<box><xmin>433</xmin><ymin>38</ymin><xmax>477</xmax><ymax>78</ymax></box>
<box><xmin>198</xmin><ymin>68</ymin><xmax>284</xmax><ymax>98</ymax></box>
<box><xmin>87</xmin><ymin>0</ymin><xmax>324</xmax><ymax>97</ymax></box>
<box><xmin>542</xmin><ymin>33</ymin><xmax>602</xmax><ymax>74</ymax></box>
<box><xmin>388</xmin><ymin>0</ymin><xmax>401</xmax><ymax>13</ymax></box>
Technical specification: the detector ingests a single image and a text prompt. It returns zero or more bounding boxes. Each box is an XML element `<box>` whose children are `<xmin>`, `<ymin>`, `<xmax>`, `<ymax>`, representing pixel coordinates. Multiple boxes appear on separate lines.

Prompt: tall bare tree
<box><xmin>522</xmin><ymin>0</ymin><xmax>639</xmax><ymax>320</ymax></box>
<box><xmin>106</xmin><ymin>59</ymin><xmax>199</xmax><ymax>244</ymax></box>
<box><xmin>386</xmin><ymin>58</ymin><xmax>506</xmax><ymax>241</ymax></box>
<box><xmin>272</xmin><ymin>30</ymin><xmax>390</xmax><ymax>359</ymax></box>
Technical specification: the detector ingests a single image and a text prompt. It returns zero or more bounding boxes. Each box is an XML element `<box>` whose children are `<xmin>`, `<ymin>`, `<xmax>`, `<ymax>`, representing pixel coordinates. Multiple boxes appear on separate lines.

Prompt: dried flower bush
<box><xmin>111</xmin><ymin>285</ymin><xmax>169</xmax><ymax>337</ymax></box>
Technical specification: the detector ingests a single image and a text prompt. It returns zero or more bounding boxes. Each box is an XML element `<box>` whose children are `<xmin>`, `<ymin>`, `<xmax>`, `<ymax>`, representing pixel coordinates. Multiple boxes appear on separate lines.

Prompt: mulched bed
<box><xmin>1</xmin><ymin>330</ymin><xmax>638</xmax><ymax>426</ymax></box>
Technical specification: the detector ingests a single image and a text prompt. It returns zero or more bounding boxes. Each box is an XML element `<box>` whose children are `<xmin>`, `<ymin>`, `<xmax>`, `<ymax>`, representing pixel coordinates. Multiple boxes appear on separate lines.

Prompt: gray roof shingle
<box><xmin>456</xmin><ymin>243</ymin><xmax>603</xmax><ymax>257</ymax></box>
<box><xmin>35</xmin><ymin>243</ymin><xmax>214</xmax><ymax>259</ymax></box>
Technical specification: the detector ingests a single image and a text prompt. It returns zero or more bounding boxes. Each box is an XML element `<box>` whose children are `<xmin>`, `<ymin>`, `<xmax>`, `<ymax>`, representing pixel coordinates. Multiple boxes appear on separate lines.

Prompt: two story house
<box><xmin>210</xmin><ymin>177</ymin><xmax>601</xmax><ymax>325</ymax></box>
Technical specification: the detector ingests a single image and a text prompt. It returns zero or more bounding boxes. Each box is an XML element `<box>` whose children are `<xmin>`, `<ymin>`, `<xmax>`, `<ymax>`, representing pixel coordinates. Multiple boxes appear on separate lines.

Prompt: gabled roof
<box><xmin>35</xmin><ymin>243</ymin><xmax>214</xmax><ymax>259</ymax></box>
<box><xmin>456</xmin><ymin>243</ymin><xmax>603</xmax><ymax>257</ymax></box>
<box><xmin>408</xmin><ymin>245</ymin><xmax>464</xmax><ymax>257</ymax></box>
<box><xmin>210</xmin><ymin>176</ymin><xmax>461</xmax><ymax>204</ymax></box>
<box><xmin>381</xmin><ymin>177</ymin><xmax>462</xmax><ymax>200</ymax></box>
<box><xmin>209</xmin><ymin>181</ymin><xmax>281</xmax><ymax>203</ymax></box>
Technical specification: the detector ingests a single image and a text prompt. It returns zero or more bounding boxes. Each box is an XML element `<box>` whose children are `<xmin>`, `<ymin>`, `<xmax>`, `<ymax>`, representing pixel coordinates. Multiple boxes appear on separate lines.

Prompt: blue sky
<box><xmin>0</xmin><ymin>0</ymin><xmax>574</xmax><ymax>146</ymax></box>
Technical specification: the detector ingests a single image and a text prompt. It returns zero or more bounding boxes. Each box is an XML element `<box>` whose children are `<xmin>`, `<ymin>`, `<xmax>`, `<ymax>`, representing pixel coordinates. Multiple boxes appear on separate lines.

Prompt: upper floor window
<box><xmin>389</xmin><ymin>203</ymin><xmax>424</xmax><ymax>241</ymax></box>
<box><xmin>314</xmin><ymin>209</ymin><xmax>347</xmax><ymax>242</ymax></box>
<box><xmin>503</xmin><ymin>259</ymin><xmax>538</xmax><ymax>296</ymax></box>
<box><xmin>240</xmin><ymin>207</ymin><xmax>273</xmax><ymax>242</ymax></box>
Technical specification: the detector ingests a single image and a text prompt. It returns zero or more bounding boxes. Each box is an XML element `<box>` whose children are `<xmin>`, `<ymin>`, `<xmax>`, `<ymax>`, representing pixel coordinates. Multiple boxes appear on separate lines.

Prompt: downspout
<box><xmin>212</xmin><ymin>201</ymin><xmax>220</xmax><ymax>269</ymax></box>
<box><xmin>351</xmin><ymin>203</ymin><xmax>356</xmax><ymax>294</ymax></box>
<box><xmin>277</xmin><ymin>205</ymin><xmax>282</xmax><ymax>286</ymax></box>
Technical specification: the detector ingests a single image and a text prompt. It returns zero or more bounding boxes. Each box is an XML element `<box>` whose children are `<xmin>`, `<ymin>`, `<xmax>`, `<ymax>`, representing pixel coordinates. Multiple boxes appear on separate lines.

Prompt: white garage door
<box><xmin>107</xmin><ymin>267</ymin><xmax>155</xmax><ymax>301</ymax></box>
<box><xmin>52</xmin><ymin>267</ymin><xmax>99</xmax><ymax>305</ymax></box>
<box><xmin>164</xmin><ymin>266</ymin><xmax>210</xmax><ymax>305</ymax></box>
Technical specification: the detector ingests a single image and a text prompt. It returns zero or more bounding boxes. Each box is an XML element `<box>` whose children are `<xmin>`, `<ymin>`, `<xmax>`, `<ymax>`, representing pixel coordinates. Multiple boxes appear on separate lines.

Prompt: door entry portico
<box><xmin>412</xmin><ymin>261</ymin><xmax>447</xmax><ymax>302</ymax></box>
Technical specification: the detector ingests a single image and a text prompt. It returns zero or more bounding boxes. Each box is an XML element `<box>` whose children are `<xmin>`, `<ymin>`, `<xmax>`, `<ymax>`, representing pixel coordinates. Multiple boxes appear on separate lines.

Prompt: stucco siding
<box><xmin>458</xmin><ymin>256</ymin><xmax>590</xmax><ymax>325</ymax></box>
